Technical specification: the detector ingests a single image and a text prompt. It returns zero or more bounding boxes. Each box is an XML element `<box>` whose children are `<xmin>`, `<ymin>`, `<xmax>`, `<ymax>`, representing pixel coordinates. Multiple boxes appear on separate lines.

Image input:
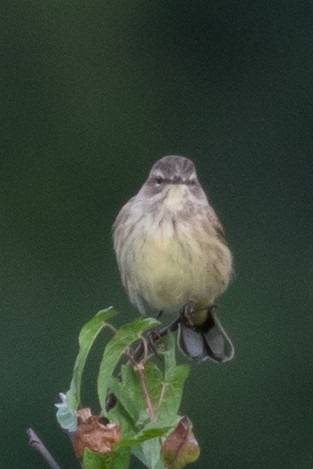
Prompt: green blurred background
<box><xmin>2</xmin><ymin>0</ymin><xmax>313</xmax><ymax>467</ymax></box>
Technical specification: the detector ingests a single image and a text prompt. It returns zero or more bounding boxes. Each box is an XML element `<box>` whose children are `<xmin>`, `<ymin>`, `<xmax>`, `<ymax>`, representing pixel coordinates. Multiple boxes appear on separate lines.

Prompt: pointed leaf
<box><xmin>83</xmin><ymin>447</ymin><xmax>131</xmax><ymax>469</ymax></box>
<box><xmin>161</xmin><ymin>416</ymin><xmax>200</xmax><ymax>469</ymax></box>
<box><xmin>108</xmin><ymin>364</ymin><xmax>148</xmax><ymax>430</ymax></box>
<box><xmin>118</xmin><ymin>426</ymin><xmax>172</xmax><ymax>447</ymax></box>
<box><xmin>163</xmin><ymin>333</ymin><xmax>177</xmax><ymax>374</ymax></box>
<box><xmin>97</xmin><ymin>317</ymin><xmax>159</xmax><ymax>413</ymax></box>
<box><xmin>157</xmin><ymin>364</ymin><xmax>190</xmax><ymax>424</ymax></box>
<box><xmin>157</xmin><ymin>335</ymin><xmax>190</xmax><ymax>424</ymax></box>
<box><xmin>67</xmin><ymin>308</ymin><xmax>118</xmax><ymax>411</ymax></box>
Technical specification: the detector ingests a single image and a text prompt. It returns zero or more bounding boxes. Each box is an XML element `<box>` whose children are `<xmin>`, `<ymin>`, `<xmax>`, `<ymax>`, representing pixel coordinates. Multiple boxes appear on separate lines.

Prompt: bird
<box><xmin>113</xmin><ymin>155</ymin><xmax>234</xmax><ymax>363</ymax></box>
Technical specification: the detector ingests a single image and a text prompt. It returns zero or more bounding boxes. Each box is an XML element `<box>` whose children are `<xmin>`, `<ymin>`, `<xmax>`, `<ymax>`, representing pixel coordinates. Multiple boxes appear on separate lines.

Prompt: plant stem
<box><xmin>136</xmin><ymin>363</ymin><xmax>157</xmax><ymax>422</ymax></box>
<box><xmin>27</xmin><ymin>428</ymin><xmax>62</xmax><ymax>469</ymax></box>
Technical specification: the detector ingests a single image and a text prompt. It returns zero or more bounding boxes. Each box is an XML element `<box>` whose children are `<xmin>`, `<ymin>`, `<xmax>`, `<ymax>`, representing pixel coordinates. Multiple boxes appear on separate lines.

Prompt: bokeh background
<box><xmin>2</xmin><ymin>1</ymin><xmax>313</xmax><ymax>467</ymax></box>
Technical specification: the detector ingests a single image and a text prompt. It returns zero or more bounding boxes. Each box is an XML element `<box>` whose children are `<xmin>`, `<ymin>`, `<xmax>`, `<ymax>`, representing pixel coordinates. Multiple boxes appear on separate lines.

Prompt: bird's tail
<box><xmin>177</xmin><ymin>308</ymin><xmax>235</xmax><ymax>363</ymax></box>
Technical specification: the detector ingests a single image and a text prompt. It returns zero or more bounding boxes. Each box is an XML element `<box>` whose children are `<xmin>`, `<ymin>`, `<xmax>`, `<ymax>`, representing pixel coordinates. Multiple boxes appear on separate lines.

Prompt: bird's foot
<box><xmin>179</xmin><ymin>301</ymin><xmax>217</xmax><ymax>329</ymax></box>
<box><xmin>132</xmin><ymin>314</ymin><xmax>181</xmax><ymax>363</ymax></box>
<box><xmin>179</xmin><ymin>301</ymin><xmax>196</xmax><ymax>327</ymax></box>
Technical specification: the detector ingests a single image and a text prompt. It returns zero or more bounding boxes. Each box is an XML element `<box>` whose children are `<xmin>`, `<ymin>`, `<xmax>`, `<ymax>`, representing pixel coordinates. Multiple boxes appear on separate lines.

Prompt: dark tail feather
<box><xmin>177</xmin><ymin>310</ymin><xmax>235</xmax><ymax>363</ymax></box>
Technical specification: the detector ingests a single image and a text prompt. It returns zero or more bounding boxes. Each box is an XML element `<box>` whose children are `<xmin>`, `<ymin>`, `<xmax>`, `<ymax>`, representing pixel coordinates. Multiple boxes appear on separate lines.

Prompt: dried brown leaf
<box><xmin>161</xmin><ymin>416</ymin><xmax>200</xmax><ymax>469</ymax></box>
<box><xmin>72</xmin><ymin>408</ymin><xmax>121</xmax><ymax>459</ymax></box>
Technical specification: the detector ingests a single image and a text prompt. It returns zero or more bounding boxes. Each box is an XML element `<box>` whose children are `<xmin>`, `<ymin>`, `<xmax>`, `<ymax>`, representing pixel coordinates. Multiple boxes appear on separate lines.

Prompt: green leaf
<box><xmin>116</xmin><ymin>427</ymin><xmax>172</xmax><ymax>469</ymax></box>
<box><xmin>163</xmin><ymin>332</ymin><xmax>177</xmax><ymax>373</ymax></box>
<box><xmin>67</xmin><ymin>308</ymin><xmax>118</xmax><ymax>412</ymax></box>
<box><xmin>156</xmin><ymin>334</ymin><xmax>190</xmax><ymax>425</ymax></box>
<box><xmin>105</xmin><ymin>330</ymin><xmax>188</xmax><ymax>455</ymax></box>
<box><xmin>83</xmin><ymin>449</ymin><xmax>107</xmax><ymax>469</ymax></box>
<box><xmin>140</xmin><ymin>438</ymin><xmax>164</xmax><ymax>469</ymax></box>
<box><xmin>108</xmin><ymin>364</ymin><xmax>148</xmax><ymax>433</ymax></box>
<box><xmin>105</xmin><ymin>395</ymin><xmax>138</xmax><ymax>439</ymax></box>
<box><xmin>157</xmin><ymin>364</ymin><xmax>190</xmax><ymax>424</ymax></box>
<box><xmin>83</xmin><ymin>447</ymin><xmax>131</xmax><ymax>469</ymax></box>
<box><xmin>142</xmin><ymin>362</ymin><xmax>164</xmax><ymax>409</ymax></box>
<box><xmin>97</xmin><ymin>317</ymin><xmax>159</xmax><ymax>414</ymax></box>
<box><xmin>108</xmin><ymin>362</ymin><xmax>164</xmax><ymax>430</ymax></box>
<box><xmin>118</xmin><ymin>426</ymin><xmax>172</xmax><ymax>447</ymax></box>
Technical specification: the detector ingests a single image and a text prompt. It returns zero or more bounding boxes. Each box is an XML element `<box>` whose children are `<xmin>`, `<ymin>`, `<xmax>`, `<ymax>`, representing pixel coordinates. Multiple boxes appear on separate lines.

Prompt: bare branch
<box><xmin>135</xmin><ymin>361</ymin><xmax>157</xmax><ymax>423</ymax></box>
<box><xmin>27</xmin><ymin>428</ymin><xmax>62</xmax><ymax>469</ymax></box>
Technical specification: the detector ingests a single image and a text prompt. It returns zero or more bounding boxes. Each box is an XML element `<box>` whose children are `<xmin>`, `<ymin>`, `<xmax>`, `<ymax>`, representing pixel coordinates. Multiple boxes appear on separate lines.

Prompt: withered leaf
<box><xmin>161</xmin><ymin>416</ymin><xmax>200</xmax><ymax>469</ymax></box>
<box><xmin>72</xmin><ymin>408</ymin><xmax>121</xmax><ymax>459</ymax></box>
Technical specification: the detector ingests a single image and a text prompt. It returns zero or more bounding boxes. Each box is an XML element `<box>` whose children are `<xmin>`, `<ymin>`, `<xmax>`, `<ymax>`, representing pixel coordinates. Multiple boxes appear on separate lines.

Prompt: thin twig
<box><xmin>102</xmin><ymin>321</ymin><xmax>118</xmax><ymax>334</ymax></box>
<box><xmin>133</xmin><ymin>335</ymin><xmax>157</xmax><ymax>421</ymax></box>
<box><xmin>157</xmin><ymin>382</ymin><xmax>168</xmax><ymax>413</ymax></box>
<box><xmin>27</xmin><ymin>428</ymin><xmax>62</xmax><ymax>469</ymax></box>
<box><xmin>136</xmin><ymin>362</ymin><xmax>157</xmax><ymax>422</ymax></box>
<box><xmin>132</xmin><ymin>315</ymin><xmax>181</xmax><ymax>363</ymax></box>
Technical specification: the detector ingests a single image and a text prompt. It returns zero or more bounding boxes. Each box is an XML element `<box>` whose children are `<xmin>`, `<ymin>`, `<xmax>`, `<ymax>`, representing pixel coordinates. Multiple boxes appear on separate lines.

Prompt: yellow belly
<box><xmin>133</xmin><ymin>235</ymin><xmax>219</xmax><ymax>312</ymax></box>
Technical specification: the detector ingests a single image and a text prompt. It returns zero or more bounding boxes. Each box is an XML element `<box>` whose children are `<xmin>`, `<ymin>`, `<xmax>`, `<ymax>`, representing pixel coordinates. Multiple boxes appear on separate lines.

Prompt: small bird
<box><xmin>113</xmin><ymin>155</ymin><xmax>234</xmax><ymax>363</ymax></box>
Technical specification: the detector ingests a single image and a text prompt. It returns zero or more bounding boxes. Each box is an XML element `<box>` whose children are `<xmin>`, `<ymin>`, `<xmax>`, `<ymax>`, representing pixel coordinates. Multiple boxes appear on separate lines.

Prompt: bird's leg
<box><xmin>134</xmin><ymin>304</ymin><xmax>219</xmax><ymax>362</ymax></box>
<box><xmin>179</xmin><ymin>300</ymin><xmax>196</xmax><ymax>327</ymax></box>
<box><xmin>156</xmin><ymin>310</ymin><xmax>164</xmax><ymax>320</ymax></box>
<box><xmin>180</xmin><ymin>301</ymin><xmax>218</xmax><ymax>329</ymax></box>
<box><xmin>132</xmin><ymin>314</ymin><xmax>181</xmax><ymax>363</ymax></box>
<box><xmin>201</xmin><ymin>304</ymin><xmax>218</xmax><ymax>331</ymax></box>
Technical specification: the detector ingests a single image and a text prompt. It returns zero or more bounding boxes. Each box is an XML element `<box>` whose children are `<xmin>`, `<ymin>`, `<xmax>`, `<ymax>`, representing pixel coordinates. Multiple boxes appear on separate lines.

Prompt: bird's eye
<box><xmin>190</xmin><ymin>179</ymin><xmax>196</xmax><ymax>186</ymax></box>
<box><xmin>155</xmin><ymin>176</ymin><xmax>163</xmax><ymax>186</ymax></box>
